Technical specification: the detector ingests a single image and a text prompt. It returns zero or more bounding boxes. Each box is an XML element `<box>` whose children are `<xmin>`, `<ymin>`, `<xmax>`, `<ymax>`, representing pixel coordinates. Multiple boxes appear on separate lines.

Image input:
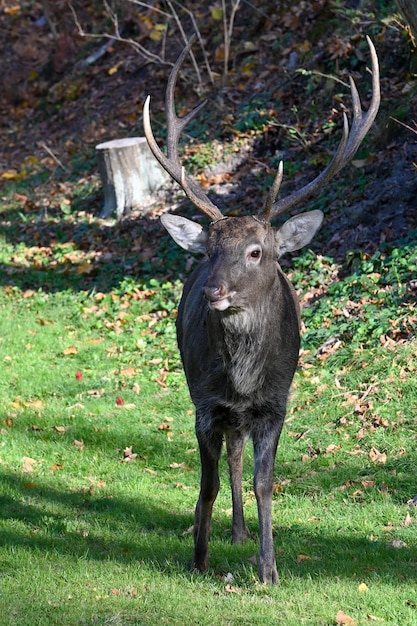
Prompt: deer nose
<box><xmin>203</xmin><ymin>284</ymin><xmax>226</xmax><ymax>302</ymax></box>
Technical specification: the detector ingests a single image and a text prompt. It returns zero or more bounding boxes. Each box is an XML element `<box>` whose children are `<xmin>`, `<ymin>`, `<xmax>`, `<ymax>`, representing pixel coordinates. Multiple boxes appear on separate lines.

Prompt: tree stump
<box><xmin>96</xmin><ymin>137</ymin><xmax>170</xmax><ymax>220</ymax></box>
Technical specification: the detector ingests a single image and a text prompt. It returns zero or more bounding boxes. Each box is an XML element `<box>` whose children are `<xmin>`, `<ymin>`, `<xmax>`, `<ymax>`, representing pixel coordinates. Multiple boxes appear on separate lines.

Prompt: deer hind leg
<box><xmin>252</xmin><ymin>422</ymin><xmax>283</xmax><ymax>585</ymax></box>
<box><xmin>192</xmin><ymin>424</ymin><xmax>223</xmax><ymax>574</ymax></box>
<box><xmin>226</xmin><ymin>430</ymin><xmax>250</xmax><ymax>544</ymax></box>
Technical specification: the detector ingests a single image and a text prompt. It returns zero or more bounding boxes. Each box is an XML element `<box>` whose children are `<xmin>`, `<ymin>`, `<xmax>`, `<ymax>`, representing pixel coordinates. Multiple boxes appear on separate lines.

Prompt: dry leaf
<box><xmin>54</xmin><ymin>425</ymin><xmax>67</xmax><ymax>433</ymax></box>
<box><xmin>73</xmin><ymin>439</ymin><xmax>84</xmax><ymax>450</ymax></box>
<box><xmin>63</xmin><ymin>346</ymin><xmax>78</xmax><ymax>356</ymax></box>
<box><xmin>120</xmin><ymin>367</ymin><xmax>137</xmax><ymax>377</ymax></box>
<box><xmin>357</xmin><ymin>582</ymin><xmax>369</xmax><ymax>593</ymax></box>
<box><xmin>361</xmin><ymin>480</ymin><xmax>375</xmax><ymax>489</ymax></box>
<box><xmin>336</xmin><ymin>610</ymin><xmax>356</xmax><ymax>625</ymax></box>
<box><xmin>326</xmin><ymin>444</ymin><xmax>341</xmax><ymax>454</ymax></box>
<box><xmin>21</xmin><ymin>456</ymin><xmax>39</xmax><ymax>473</ymax></box>
<box><xmin>369</xmin><ymin>447</ymin><xmax>387</xmax><ymax>464</ymax></box>
<box><xmin>87</xmin><ymin>388</ymin><xmax>105</xmax><ymax>398</ymax></box>
<box><xmin>169</xmin><ymin>462</ymin><xmax>188</xmax><ymax>469</ymax></box>
<box><xmin>297</xmin><ymin>554</ymin><xmax>311</xmax><ymax>562</ymax></box>
<box><xmin>122</xmin><ymin>446</ymin><xmax>138</xmax><ymax>462</ymax></box>
<box><xmin>387</xmin><ymin>538</ymin><xmax>407</xmax><ymax>549</ymax></box>
<box><xmin>402</xmin><ymin>512</ymin><xmax>412</xmax><ymax>527</ymax></box>
<box><xmin>25</xmin><ymin>399</ymin><xmax>44</xmax><ymax>410</ymax></box>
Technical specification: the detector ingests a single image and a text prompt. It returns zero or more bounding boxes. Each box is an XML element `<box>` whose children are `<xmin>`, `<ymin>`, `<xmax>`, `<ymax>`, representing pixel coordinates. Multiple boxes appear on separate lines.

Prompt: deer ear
<box><xmin>160</xmin><ymin>214</ymin><xmax>208</xmax><ymax>254</ymax></box>
<box><xmin>274</xmin><ymin>210</ymin><xmax>323</xmax><ymax>257</ymax></box>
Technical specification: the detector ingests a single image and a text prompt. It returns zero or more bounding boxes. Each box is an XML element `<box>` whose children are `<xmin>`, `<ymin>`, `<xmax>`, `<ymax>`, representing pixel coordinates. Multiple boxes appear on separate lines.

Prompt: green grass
<box><xmin>0</xmin><ymin>197</ymin><xmax>416</xmax><ymax>625</ymax></box>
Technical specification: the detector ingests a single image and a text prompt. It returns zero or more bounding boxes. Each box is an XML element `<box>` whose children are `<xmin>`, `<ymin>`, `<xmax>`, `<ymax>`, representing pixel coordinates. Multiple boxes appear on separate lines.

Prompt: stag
<box><xmin>143</xmin><ymin>36</ymin><xmax>379</xmax><ymax>584</ymax></box>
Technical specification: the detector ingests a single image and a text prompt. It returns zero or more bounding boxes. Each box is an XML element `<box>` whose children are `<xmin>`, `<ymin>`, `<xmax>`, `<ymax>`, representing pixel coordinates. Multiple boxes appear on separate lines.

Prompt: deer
<box><xmin>143</xmin><ymin>36</ymin><xmax>380</xmax><ymax>584</ymax></box>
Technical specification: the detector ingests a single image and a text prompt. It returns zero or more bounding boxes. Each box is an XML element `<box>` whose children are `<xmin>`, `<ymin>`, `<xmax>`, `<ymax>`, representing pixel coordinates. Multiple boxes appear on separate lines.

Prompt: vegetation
<box><xmin>1</xmin><ymin>1</ymin><xmax>417</xmax><ymax>624</ymax></box>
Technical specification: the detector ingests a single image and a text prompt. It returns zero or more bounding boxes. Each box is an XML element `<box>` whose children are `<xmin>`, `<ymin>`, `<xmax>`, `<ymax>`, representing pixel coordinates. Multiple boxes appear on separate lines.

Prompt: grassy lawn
<box><xmin>0</xmin><ymin>192</ymin><xmax>416</xmax><ymax>625</ymax></box>
<box><xmin>2</xmin><ymin>1</ymin><xmax>417</xmax><ymax>622</ymax></box>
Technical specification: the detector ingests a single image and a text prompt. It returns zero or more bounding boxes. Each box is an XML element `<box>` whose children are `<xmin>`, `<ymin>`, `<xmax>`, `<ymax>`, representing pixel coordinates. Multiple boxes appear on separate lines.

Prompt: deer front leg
<box><xmin>226</xmin><ymin>430</ymin><xmax>250</xmax><ymax>543</ymax></box>
<box><xmin>192</xmin><ymin>425</ymin><xmax>223</xmax><ymax>574</ymax></box>
<box><xmin>252</xmin><ymin>422</ymin><xmax>282</xmax><ymax>585</ymax></box>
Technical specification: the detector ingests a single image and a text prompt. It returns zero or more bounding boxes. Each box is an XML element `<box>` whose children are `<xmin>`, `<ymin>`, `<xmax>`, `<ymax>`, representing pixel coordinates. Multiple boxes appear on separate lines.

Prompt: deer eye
<box><xmin>247</xmin><ymin>247</ymin><xmax>262</xmax><ymax>262</ymax></box>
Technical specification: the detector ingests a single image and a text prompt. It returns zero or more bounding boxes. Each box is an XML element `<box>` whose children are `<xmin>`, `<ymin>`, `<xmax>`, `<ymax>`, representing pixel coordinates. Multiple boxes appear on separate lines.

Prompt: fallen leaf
<box><xmin>387</xmin><ymin>539</ymin><xmax>407</xmax><ymax>549</ymax></box>
<box><xmin>115</xmin><ymin>397</ymin><xmax>124</xmax><ymax>406</ymax></box>
<box><xmin>63</xmin><ymin>346</ymin><xmax>78</xmax><ymax>356</ymax></box>
<box><xmin>21</xmin><ymin>456</ymin><xmax>39</xmax><ymax>473</ymax></box>
<box><xmin>402</xmin><ymin>512</ymin><xmax>412</xmax><ymax>527</ymax></box>
<box><xmin>326</xmin><ymin>444</ymin><xmax>341</xmax><ymax>454</ymax></box>
<box><xmin>369</xmin><ymin>447</ymin><xmax>387</xmax><ymax>464</ymax></box>
<box><xmin>25</xmin><ymin>399</ymin><xmax>44</xmax><ymax>410</ymax></box>
<box><xmin>120</xmin><ymin>367</ymin><xmax>137</xmax><ymax>377</ymax></box>
<box><xmin>73</xmin><ymin>439</ymin><xmax>84</xmax><ymax>450</ymax></box>
<box><xmin>406</xmin><ymin>600</ymin><xmax>417</xmax><ymax>608</ymax></box>
<box><xmin>169</xmin><ymin>462</ymin><xmax>188</xmax><ymax>469</ymax></box>
<box><xmin>122</xmin><ymin>446</ymin><xmax>138</xmax><ymax>462</ymax></box>
<box><xmin>87</xmin><ymin>389</ymin><xmax>105</xmax><ymax>398</ymax></box>
<box><xmin>361</xmin><ymin>480</ymin><xmax>375</xmax><ymax>489</ymax></box>
<box><xmin>54</xmin><ymin>425</ymin><xmax>67</xmax><ymax>433</ymax></box>
<box><xmin>336</xmin><ymin>610</ymin><xmax>356</xmax><ymax>625</ymax></box>
<box><xmin>357</xmin><ymin>582</ymin><xmax>369</xmax><ymax>593</ymax></box>
<box><xmin>297</xmin><ymin>554</ymin><xmax>311</xmax><ymax>562</ymax></box>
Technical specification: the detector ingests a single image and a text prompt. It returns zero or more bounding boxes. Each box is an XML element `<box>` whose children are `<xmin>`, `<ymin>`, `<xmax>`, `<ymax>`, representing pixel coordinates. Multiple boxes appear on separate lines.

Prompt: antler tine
<box><xmin>269</xmin><ymin>36</ymin><xmax>380</xmax><ymax>219</ymax></box>
<box><xmin>260</xmin><ymin>160</ymin><xmax>283</xmax><ymax>222</ymax></box>
<box><xmin>143</xmin><ymin>36</ymin><xmax>224</xmax><ymax>222</ymax></box>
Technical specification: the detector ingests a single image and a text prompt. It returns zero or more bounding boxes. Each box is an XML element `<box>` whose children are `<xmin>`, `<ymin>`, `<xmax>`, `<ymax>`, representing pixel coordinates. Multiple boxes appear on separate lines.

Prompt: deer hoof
<box><xmin>191</xmin><ymin>551</ymin><xmax>208</xmax><ymax>574</ymax></box>
<box><xmin>258</xmin><ymin>560</ymin><xmax>279</xmax><ymax>585</ymax></box>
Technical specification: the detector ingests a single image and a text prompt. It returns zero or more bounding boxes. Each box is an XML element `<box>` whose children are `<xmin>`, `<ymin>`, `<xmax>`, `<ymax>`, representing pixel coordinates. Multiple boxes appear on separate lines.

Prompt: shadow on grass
<box><xmin>0</xmin><ymin>470</ymin><xmax>193</xmax><ymax>571</ymax></box>
<box><xmin>0</xmin><ymin>463</ymin><xmax>416</xmax><ymax>584</ymax></box>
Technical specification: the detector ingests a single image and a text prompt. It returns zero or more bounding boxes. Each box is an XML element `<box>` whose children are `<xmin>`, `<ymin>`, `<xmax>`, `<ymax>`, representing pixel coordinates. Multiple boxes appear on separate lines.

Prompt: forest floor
<box><xmin>1</xmin><ymin>1</ymin><xmax>417</xmax><ymax>265</ymax></box>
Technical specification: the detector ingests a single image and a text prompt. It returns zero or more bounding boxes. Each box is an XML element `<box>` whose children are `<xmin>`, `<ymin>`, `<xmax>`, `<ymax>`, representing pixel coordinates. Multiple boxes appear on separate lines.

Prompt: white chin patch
<box><xmin>209</xmin><ymin>298</ymin><xmax>232</xmax><ymax>311</ymax></box>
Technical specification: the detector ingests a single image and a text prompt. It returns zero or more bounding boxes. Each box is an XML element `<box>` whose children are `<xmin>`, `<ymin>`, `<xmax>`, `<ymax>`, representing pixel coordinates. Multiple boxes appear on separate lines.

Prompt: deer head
<box><xmin>143</xmin><ymin>35</ymin><xmax>380</xmax><ymax>260</ymax></box>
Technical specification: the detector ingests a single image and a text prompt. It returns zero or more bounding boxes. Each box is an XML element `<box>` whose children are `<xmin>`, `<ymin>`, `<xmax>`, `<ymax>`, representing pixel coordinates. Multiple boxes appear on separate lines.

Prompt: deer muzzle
<box><xmin>203</xmin><ymin>284</ymin><xmax>236</xmax><ymax>311</ymax></box>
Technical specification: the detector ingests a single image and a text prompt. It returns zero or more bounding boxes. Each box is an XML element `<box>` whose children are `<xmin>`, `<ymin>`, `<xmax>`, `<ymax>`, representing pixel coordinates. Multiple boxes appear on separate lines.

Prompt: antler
<box><xmin>143</xmin><ymin>36</ymin><xmax>224</xmax><ymax>222</ymax></box>
<box><xmin>260</xmin><ymin>35</ymin><xmax>380</xmax><ymax>222</ymax></box>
